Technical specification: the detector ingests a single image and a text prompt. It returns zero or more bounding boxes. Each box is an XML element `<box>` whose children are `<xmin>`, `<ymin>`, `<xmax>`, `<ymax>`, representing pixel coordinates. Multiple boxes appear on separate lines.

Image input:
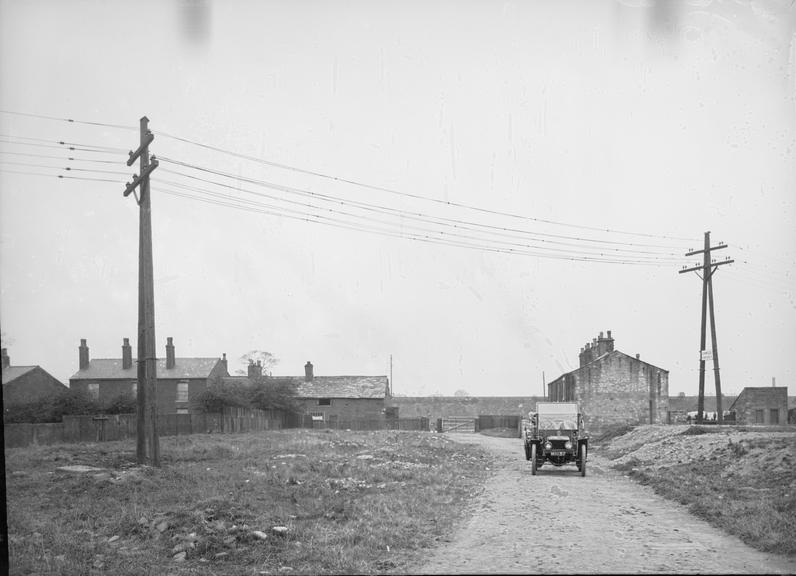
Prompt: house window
<box><xmin>87</xmin><ymin>383</ymin><xmax>99</xmax><ymax>401</ymax></box>
<box><xmin>177</xmin><ymin>381</ymin><xmax>189</xmax><ymax>403</ymax></box>
<box><xmin>770</xmin><ymin>409</ymin><xmax>779</xmax><ymax>425</ymax></box>
<box><xmin>130</xmin><ymin>381</ymin><xmax>138</xmax><ymax>398</ymax></box>
<box><xmin>176</xmin><ymin>408</ymin><xmax>189</xmax><ymax>415</ymax></box>
<box><xmin>755</xmin><ymin>409</ymin><xmax>765</xmax><ymax>424</ymax></box>
<box><xmin>657</xmin><ymin>373</ymin><xmax>662</xmax><ymax>398</ymax></box>
<box><xmin>310</xmin><ymin>411</ymin><xmax>324</xmax><ymax>421</ymax></box>
<box><xmin>318</xmin><ymin>398</ymin><xmax>332</xmax><ymax>406</ymax></box>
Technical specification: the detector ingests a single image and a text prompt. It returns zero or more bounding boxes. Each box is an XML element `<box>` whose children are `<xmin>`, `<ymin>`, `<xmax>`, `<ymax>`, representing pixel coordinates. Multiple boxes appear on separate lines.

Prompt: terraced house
<box><xmin>546</xmin><ymin>330</ymin><xmax>669</xmax><ymax>430</ymax></box>
<box><xmin>68</xmin><ymin>337</ymin><xmax>229</xmax><ymax>413</ymax></box>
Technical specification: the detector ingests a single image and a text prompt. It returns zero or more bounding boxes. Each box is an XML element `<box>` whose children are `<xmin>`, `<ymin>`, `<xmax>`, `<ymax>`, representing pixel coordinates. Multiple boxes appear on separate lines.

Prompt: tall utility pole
<box><xmin>389</xmin><ymin>354</ymin><xmax>393</xmax><ymax>396</ymax></box>
<box><xmin>679</xmin><ymin>231</ymin><xmax>733</xmax><ymax>424</ymax></box>
<box><xmin>124</xmin><ymin>117</ymin><xmax>160</xmax><ymax>466</ymax></box>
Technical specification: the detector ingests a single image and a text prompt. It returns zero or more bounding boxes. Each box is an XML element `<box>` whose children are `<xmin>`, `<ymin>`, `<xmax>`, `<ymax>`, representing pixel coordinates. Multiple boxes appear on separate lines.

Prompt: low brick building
<box><xmin>69</xmin><ymin>338</ymin><xmax>228</xmax><ymax>413</ymax></box>
<box><xmin>2</xmin><ymin>348</ymin><xmax>67</xmax><ymax>405</ymax></box>
<box><xmin>728</xmin><ymin>387</ymin><xmax>788</xmax><ymax>425</ymax></box>
<box><xmin>280</xmin><ymin>361</ymin><xmax>390</xmax><ymax>425</ymax></box>
<box><xmin>546</xmin><ymin>330</ymin><xmax>669</xmax><ymax>430</ymax></box>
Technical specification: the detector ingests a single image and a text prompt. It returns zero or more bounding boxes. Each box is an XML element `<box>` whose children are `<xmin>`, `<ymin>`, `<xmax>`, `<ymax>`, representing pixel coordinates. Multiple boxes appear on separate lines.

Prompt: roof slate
<box><xmin>2</xmin><ymin>366</ymin><xmax>37</xmax><ymax>385</ymax></box>
<box><xmin>220</xmin><ymin>375</ymin><xmax>389</xmax><ymax>399</ymax></box>
<box><xmin>549</xmin><ymin>350</ymin><xmax>669</xmax><ymax>383</ymax></box>
<box><xmin>295</xmin><ymin>376</ymin><xmax>389</xmax><ymax>399</ymax></box>
<box><xmin>70</xmin><ymin>358</ymin><xmax>222</xmax><ymax>381</ymax></box>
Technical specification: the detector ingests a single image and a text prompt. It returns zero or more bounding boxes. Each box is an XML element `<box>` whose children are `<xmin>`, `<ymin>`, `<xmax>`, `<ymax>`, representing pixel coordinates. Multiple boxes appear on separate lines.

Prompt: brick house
<box><xmin>2</xmin><ymin>348</ymin><xmax>67</xmax><ymax>405</ymax></box>
<box><xmin>69</xmin><ymin>338</ymin><xmax>229</xmax><ymax>413</ymax></box>
<box><xmin>546</xmin><ymin>330</ymin><xmax>669</xmax><ymax>430</ymax></box>
<box><xmin>271</xmin><ymin>361</ymin><xmax>390</xmax><ymax>425</ymax></box>
<box><xmin>728</xmin><ymin>387</ymin><xmax>788</xmax><ymax>425</ymax></box>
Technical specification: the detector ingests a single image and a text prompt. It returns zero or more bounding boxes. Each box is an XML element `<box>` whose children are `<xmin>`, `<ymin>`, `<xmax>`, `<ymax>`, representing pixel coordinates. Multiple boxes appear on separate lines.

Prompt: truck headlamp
<box><xmin>564</xmin><ymin>441</ymin><xmax>573</xmax><ymax>450</ymax></box>
<box><xmin>544</xmin><ymin>441</ymin><xmax>552</xmax><ymax>451</ymax></box>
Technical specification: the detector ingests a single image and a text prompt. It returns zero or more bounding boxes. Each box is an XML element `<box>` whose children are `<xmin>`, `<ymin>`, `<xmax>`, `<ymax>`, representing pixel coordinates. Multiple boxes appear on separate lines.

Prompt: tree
<box><xmin>247</xmin><ymin>377</ymin><xmax>300</xmax><ymax>413</ymax></box>
<box><xmin>235</xmin><ymin>350</ymin><xmax>279</xmax><ymax>376</ymax></box>
<box><xmin>454</xmin><ymin>389</ymin><xmax>469</xmax><ymax>397</ymax></box>
<box><xmin>194</xmin><ymin>380</ymin><xmax>250</xmax><ymax>413</ymax></box>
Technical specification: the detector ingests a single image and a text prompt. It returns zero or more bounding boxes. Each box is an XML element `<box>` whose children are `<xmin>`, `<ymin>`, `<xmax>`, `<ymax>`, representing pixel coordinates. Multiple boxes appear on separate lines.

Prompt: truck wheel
<box><xmin>580</xmin><ymin>444</ymin><xmax>587</xmax><ymax>477</ymax></box>
<box><xmin>531</xmin><ymin>444</ymin><xmax>537</xmax><ymax>476</ymax></box>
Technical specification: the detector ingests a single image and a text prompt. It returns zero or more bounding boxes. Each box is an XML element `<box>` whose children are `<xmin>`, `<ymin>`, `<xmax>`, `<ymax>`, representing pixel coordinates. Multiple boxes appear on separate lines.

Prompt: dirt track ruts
<box><xmin>408</xmin><ymin>433</ymin><xmax>796</xmax><ymax>575</ymax></box>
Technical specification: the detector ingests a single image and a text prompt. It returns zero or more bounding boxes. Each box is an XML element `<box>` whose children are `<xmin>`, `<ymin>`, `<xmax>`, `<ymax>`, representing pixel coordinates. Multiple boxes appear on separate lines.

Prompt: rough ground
<box><xmin>408</xmin><ymin>432</ymin><xmax>796</xmax><ymax>575</ymax></box>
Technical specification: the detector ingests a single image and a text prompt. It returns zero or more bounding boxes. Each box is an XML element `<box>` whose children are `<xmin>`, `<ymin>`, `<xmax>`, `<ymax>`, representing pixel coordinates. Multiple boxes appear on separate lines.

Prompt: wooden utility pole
<box><xmin>124</xmin><ymin>116</ymin><xmax>160</xmax><ymax>466</ymax></box>
<box><xmin>679</xmin><ymin>231</ymin><xmax>733</xmax><ymax>424</ymax></box>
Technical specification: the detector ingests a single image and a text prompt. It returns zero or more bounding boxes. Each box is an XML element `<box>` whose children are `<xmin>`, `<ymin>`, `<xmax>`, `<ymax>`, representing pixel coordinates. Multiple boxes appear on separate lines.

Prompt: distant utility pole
<box><xmin>679</xmin><ymin>231</ymin><xmax>733</xmax><ymax>425</ymax></box>
<box><xmin>124</xmin><ymin>116</ymin><xmax>160</xmax><ymax>466</ymax></box>
<box><xmin>390</xmin><ymin>354</ymin><xmax>393</xmax><ymax>396</ymax></box>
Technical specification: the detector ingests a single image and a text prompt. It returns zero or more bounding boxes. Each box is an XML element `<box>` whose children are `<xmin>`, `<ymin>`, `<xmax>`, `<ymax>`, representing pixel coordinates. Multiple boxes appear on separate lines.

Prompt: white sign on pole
<box><xmin>701</xmin><ymin>349</ymin><xmax>713</xmax><ymax>362</ymax></box>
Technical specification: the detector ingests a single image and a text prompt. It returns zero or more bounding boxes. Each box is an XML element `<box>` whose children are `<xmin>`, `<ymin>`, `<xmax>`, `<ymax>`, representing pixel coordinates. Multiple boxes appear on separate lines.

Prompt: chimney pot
<box><xmin>599</xmin><ymin>331</ymin><xmax>604</xmax><ymax>339</ymax></box>
<box><xmin>1</xmin><ymin>348</ymin><xmax>9</xmax><ymax>369</ymax></box>
<box><xmin>607</xmin><ymin>330</ymin><xmax>612</xmax><ymax>339</ymax></box>
<box><xmin>636</xmin><ymin>353</ymin><xmax>640</xmax><ymax>360</ymax></box>
<box><xmin>305</xmin><ymin>361</ymin><xmax>314</xmax><ymax>382</ymax></box>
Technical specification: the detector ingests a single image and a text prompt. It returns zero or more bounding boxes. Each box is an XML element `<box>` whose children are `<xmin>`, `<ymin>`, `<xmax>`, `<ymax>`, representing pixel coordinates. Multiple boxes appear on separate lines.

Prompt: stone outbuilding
<box><xmin>68</xmin><ymin>338</ymin><xmax>228</xmax><ymax>413</ymax></box>
<box><xmin>546</xmin><ymin>330</ymin><xmax>669</xmax><ymax>430</ymax></box>
<box><xmin>288</xmin><ymin>361</ymin><xmax>390</xmax><ymax>425</ymax></box>
<box><xmin>728</xmin><ymin>386</ymin><xmax>788</xmax><ymax>425</ymax></box>
<box><xmin>2</xmin><ymin>348</ymin><xmax>67</xmax><ymax>405</ymax></box>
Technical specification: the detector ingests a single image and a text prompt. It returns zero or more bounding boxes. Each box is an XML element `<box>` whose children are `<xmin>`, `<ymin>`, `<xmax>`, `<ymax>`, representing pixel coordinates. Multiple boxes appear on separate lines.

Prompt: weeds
<box><xmin>6</xmin><ymin>430</ymin><xmax>493</xmax><ymax>574</ymax></box>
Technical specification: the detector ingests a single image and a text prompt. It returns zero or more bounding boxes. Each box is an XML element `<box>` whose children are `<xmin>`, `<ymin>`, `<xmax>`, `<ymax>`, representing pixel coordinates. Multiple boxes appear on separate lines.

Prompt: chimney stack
<box><xmin>79</xmin><ymin>339</ymin><xmax>90</xmax><ymax>370</ymax></box>
<box><xmin>305</xmin><ymin>361</ymin><xmax>314</xmax><ymax>382</ymax></box>
<box><xmin>1</xmin><ymin>348</ymin><xmax>9</xmax><ymax>369</ymax></box>
<box><xmin>166</xmin><ymin>337</ymin><xmax>175</xmax><ymax>369</ymax></box>
<box><xmin>122</xmin><ymin>338</ymin><xmax>132</xmax><ymax>369</ymax></box>
<box><xmin>221</xmin><ymin>353</ymin><xmax>228</xmax><ymax>374</ymax></box>
<box><xmin>247</xmin><ymin>359</ymin><xmax>262</xmax><ymax>379</ymax></box>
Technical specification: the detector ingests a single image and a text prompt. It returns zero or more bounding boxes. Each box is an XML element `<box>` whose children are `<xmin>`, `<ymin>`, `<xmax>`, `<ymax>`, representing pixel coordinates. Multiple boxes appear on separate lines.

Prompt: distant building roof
<box><xmin>70</xmin><ymin>358</ymin><xmax>222</xmax><ymax>381</ymax></box>
<box><xmin>550</xmin><ymin>350</ymin><xmax>668</xmax><ymax>383</ymax></box>
<box><xmin>225</xmin><ymin>374</ymin><xmax>390</xmax><ymax>399</ymax></box>
<box><xmin>295</xmin><ymin>376</ymin><xmax>389</xmax><ymax>399</ymax></box>
<box><xmin>2</xmin><ymin>366</ymin><xmax>37</xmax><ymax>385</ymax></box>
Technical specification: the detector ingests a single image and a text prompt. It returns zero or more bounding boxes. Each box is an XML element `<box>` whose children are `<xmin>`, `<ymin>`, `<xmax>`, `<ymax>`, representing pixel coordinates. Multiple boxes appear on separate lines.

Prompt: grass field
<box><xmin>5</xmin><ymin>429</ymin><xmax>493</xmax><ymax>575</ymax></box>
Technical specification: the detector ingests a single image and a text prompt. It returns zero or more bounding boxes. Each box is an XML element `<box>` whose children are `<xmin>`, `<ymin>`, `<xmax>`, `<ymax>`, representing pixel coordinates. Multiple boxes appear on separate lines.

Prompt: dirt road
<box><xmin>410</xmin><ymin>434</ymin><xmax>796</xmax><ymax>575</ymax></box>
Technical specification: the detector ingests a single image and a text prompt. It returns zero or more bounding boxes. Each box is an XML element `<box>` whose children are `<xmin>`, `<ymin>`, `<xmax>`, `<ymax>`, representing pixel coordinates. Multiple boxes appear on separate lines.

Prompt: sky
<box><xmin>1</xmin><ymin>0</ymin><xmax>794</xmax><ymax>398</ymax></box>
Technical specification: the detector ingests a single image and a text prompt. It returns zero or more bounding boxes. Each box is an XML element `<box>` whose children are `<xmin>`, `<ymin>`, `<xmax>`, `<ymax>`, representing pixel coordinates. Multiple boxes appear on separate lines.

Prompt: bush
<box><xmin>194</xmin><ymin>381</ymin><xmax>250</xmax><ymax>413</ymax></box>
<box><xmin>247</xmin><ymin>378</ymin><xmax>300</xmax><ymax>413</ymax></box>
<box><xmin>4</xmin><ymin>389</ymin><xmax>102</xmax><ymax>423</ymax></box>
<box><xmin>103</xmin><ymin>393</ymin><xmax>137</xmax><ymax>415</ymax></box>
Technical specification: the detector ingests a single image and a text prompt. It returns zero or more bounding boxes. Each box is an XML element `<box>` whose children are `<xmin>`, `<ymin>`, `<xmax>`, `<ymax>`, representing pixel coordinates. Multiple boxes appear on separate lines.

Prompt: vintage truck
<box><xmin>523</xmin><ymin>402</ymin><xmax>588</xmax><ymax>476</ymax></box>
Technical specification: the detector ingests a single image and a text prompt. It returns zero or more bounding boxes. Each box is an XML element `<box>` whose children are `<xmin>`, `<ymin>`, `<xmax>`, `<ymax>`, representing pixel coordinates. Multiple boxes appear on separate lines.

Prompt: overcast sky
<box><xmin>1</xmin><ymin>0</ymin><xmax>794</xmax><ymax>398</ymax></box>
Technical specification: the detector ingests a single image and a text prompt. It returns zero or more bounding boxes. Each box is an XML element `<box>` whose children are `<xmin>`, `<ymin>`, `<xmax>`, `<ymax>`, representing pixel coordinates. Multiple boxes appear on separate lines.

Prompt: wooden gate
<box><xmin>441</xmin><ymin>416</ymin><xmax>476</xmax><ymax>433</ymax></box>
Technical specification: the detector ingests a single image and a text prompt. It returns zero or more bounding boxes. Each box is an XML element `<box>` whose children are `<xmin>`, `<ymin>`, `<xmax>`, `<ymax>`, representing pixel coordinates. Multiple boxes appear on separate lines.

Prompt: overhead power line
<box><xmin>156</xmin><ymin>129</ymin><xmax>698</xmax><ymax>243</ymax></box>
<box><xmin>157</xmin><ymin>184</ymin><xmax>677</xmax><ymax>266</ymax></box>
<box><xmin>0</xmin><ymin>168</ymin><xmax>123</xmax><ymax>183</ymax></box>
<box><xmin>0</xmin><ymin>114</ymin><xmax>699</xmax><ymax>245</ymax></box>
<box><xmin>158</xmin><ymin>166</ymin><xmax>685</xmax><ymax>264</ymax></box>
<box><xmin>0</xmin><ymin>109</ymin><xmax>137</xmax><ymax>131</ymax></box>
<box><xmin>158</xmin><ymin>156</ymin><xmax>686</xmax><ymax>256</ymax></box>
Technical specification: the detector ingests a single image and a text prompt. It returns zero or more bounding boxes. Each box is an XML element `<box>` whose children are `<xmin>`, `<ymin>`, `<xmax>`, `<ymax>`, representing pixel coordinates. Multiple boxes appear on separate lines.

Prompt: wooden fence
<box><xmin>285</xmin><ymin>414</ymin><xmax>430</xmax><ymax>432</ymax></box>
<box><xmin>4</xmin><ymin>407</ymin><xmax>284</xmax><ymax>448</ymax></box>
<box><xmin>475</xmin><ymin>415</ymin><xmax>521</xmax><ymax>435</ymax></box>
